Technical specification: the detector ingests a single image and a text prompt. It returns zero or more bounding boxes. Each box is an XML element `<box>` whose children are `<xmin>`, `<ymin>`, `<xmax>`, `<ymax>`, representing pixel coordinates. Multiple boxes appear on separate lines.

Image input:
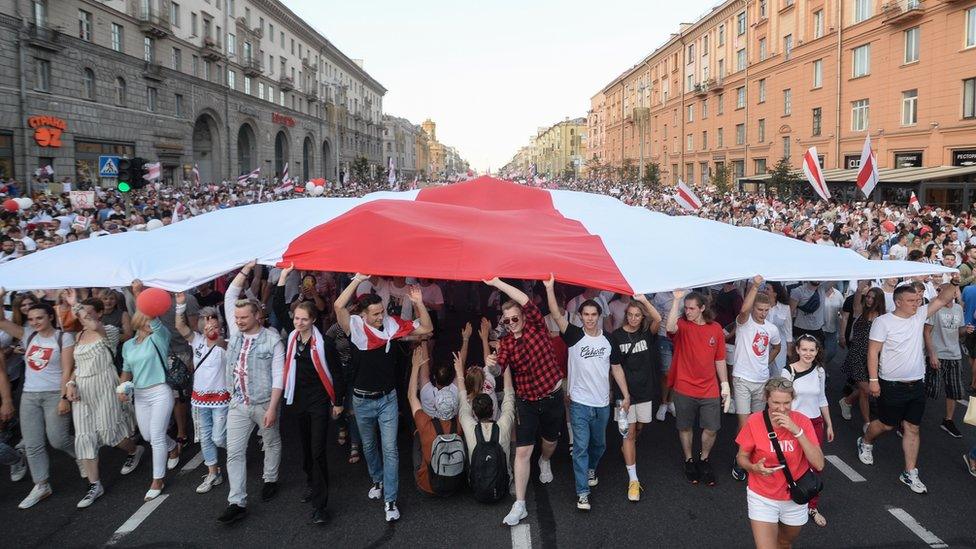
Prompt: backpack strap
<box><xmin>24</xmin><ymin>329</ymin><xmax>63</xmax><ymax>351</ymax></box>
<box><xmin>431</xmin><ymin>417</ymin><xmax>445</xmax><ymax>436</ymax></box>
<box><xmin>489</xmin><ymin>422</ymin><xmax>499</xmax><ymax>443</ymax></box>
<box><xmin>475</xmin><ymin>423</ymin><xmax>486</xmax><ymax>445</ymax></box>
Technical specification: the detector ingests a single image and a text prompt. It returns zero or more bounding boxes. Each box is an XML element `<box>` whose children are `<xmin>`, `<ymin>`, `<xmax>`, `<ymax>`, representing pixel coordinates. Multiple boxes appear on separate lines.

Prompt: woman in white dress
<box><xmin>765</xmin><ymin>282</ymin><xmax>794</xmax><ymax>378</ymax></box>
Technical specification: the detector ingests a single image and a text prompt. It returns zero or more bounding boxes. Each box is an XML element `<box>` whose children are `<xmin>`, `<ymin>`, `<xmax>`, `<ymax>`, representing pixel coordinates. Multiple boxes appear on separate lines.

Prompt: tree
<box><xmin>561</xmin><ymin>164</ymin><xmax>576</xmax><ymax>180</ymax></box>
<box><xmin>351</xmin><ymin>156</ymin><xmax>370</xmax><ymax>183</ymax></box>
<box><xmin>618</xmin><ymin>158</ymin><xmax>637</xmax><ymax>182</ymax></box>
<box><xmin>768</xmin><ymin>157</ymin><xmax>801</xmax><ymax>200</ymax></box>
<box><xmin>710</xmin><ymin>163</ymin><xmax>732</xmax><ymax>194</ymax></box>
<box><xmin>641</xmin><ymin>162</ymin><xmax>661</xmax><ymax>187</ymax></box>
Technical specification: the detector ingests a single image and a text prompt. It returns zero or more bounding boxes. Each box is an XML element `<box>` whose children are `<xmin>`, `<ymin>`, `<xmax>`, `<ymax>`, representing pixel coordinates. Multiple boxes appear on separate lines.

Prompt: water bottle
<box><xmin>616</xmin><ymin>400</ymin><xmax>629</xmax><ymax>438</ymax></box>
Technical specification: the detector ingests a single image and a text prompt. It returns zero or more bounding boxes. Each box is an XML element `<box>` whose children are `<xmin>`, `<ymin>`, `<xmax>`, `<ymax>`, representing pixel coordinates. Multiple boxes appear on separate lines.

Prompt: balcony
<box><xmin>302</xmin><ymin>57</ymin><xmax>317</xmax><ymax>71</ymax></box>
<box><xmin>709</xmin><ymin>76</ymin><xmax>725</xmax><ymax>92</ymax></box>
<box><xmin>26</xmin><ymin>23</ymin><xmax>64</xmax><ymax>52</ymax></box>
<box><xmin>306</xmin><ymin>90</ymin><xmax>319</xmax><ymax>103</ymax></box>
<box><xmin>882</xmin><ymin>0</ymin><xmax>924</xmax><ymax>24</ymax></box>
<box><xmin>235</xmin><ymin>17</ymin><xmax>263</xmax><ymax>38</ymax></box>
<box><xmin>142</xmin><ymin>62</ymin><xmax>165</xmax><ymax>81</ymax></box>
<box><xmin>279</xmin><ymin>75</ymin><xmax>294</xmax><ymax>91</ymax></box>
<box><xmin>241</xmin><ymin>57</ymin><xmax>262</xmax><ymax>77</ymax></box>
<box><xmin>693</xmin><ymin>83</ymin><xmax>709</xmax><ymax>97</ymax></box>
<box><xmin>138</xmin><ymin>11</ymin><xmax>171</xmax><ymax>38</ymax></box>
<box><xmin>201</xmin><ymin>37</ymin><xmax>223</xmax><ymax>61</ymax></box>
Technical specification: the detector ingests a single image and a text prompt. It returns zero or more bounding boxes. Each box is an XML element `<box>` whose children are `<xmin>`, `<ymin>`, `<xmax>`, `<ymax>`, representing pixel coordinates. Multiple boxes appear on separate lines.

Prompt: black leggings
<box><xmin>298</xmin><ymin>403</ymin><xmax>332</xmax><ymax>510</ymax></box>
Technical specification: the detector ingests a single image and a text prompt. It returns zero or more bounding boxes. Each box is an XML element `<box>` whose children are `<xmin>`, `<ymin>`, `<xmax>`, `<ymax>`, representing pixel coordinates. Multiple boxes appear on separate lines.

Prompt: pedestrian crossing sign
<box><xmin>99</xmin><ymin>155</ymin><xmax>120</xmax><ymax>178</ymax></box>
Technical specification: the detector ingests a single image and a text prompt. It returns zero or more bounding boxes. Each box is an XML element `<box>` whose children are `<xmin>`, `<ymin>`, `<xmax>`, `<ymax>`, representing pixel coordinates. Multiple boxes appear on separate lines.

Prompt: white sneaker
<box><xmin>667</xmin><ymin>402</ymin><xmax>675</xmax><ymax>416</ymax></box>
<box><xmin>10</xmin><ymin>446</ymin><xmax>27</xmax><ymax>482</ymax></box>
<box><xmin>538</xmin><ymin>457</ymin><xmax>553</xmax><ymax>484</ymax></box>
<box><xmin>587</xmin><ymin>469</ymin><xmax>598</xmax><ymax>487</ymax></box>
<box><xmin>166</xmin><ymin>452</ymin><xmax>180</xmax><ymax>471</ymax></box>
<box><xmin>368</xmin><ymin>482</ymin><xmax>383</xmax><ymax>500</ymax></box>
<box><xmin>18</xmin><ymin>483</ymin><xmax>52</xmax><ymax>509</ymax></box>
<box><xmin>384</xmin><ymin>501</ymin><xmax>400</xmax><ymax>522</ymax></box>
<box><xmin>655</xmin><ymin>404</ymin><xmax>668</xmax><ymax>422</ymax></box>
<box><xmin>838</xmin><ymin>397</ymin><xmax>852</xmax><ymax>421</ymax></box>
<box><xmin>503</xmin><ymin>501</ymin><xmax>528</xmax><ymax>526</ymax></box>
<box><xmin>196</xmin><ymin>470</ymin><xmax>223</xmax><ymax>494</ymax></box>
<box><xmin>77</xmin><ymin>482</ymin><xmax>104</xmax><ymax>509</ymax></box>
<box><xmin>899</xmin><ymin>469</ymin><xmax>928</xmax><ymax>494</ymax></box>
<box><xmin>856</xmin><ymin>437</ymin><xmax>874</xmax><ymax>465</ymax></box>
<box><xmin>120</xmin><ymin>446</ymin><xmax>145</xmax><ymax>475</ymax></box>
<box><xmin>576</xmin><ymin>494</ymin><xmax>591</xmax><ymax>511</ymax></box>
<box><xmin>77</xmin><ymin>459</ymin><xmax>88</xmax><ymax>479</ymax></box>
<box><xmin>144</xmin><ymin>484</ymin><xmax>165</xmax><ymax>501</ymax></box>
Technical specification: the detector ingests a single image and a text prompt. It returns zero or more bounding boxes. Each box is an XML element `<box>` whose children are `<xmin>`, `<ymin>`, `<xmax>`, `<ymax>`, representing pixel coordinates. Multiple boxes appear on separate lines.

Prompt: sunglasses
<box><xmin>768</xmin><ymin>378</ymin><xmax>794</xmax><ymax>389</ymax></box>
<box><xmin>500</xmin><ymin>316</ymin><xmax>520</xmax><ymax>325</ymax></box>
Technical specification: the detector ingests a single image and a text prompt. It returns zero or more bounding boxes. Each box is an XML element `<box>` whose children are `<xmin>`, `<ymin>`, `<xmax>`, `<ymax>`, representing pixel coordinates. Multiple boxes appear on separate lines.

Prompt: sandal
<box><xmin>348</xmin><ymin>446</ymin><xmax>361</xmax><ymax>464</ymax></box>
<box><xmin>337</xmin><ymin>427</ymin><xmax>348</xmax><ymax>447</ymax></box>
<box><xmin>809</xmin><ymin>508</ymin><xmax>827</xmax><ymax>528</ymax></box>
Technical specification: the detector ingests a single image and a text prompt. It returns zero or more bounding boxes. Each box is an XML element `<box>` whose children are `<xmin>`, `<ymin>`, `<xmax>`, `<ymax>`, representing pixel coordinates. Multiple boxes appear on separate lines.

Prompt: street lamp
<box><xmin>635</xmin><ymin>80</ymin><xmax>649</xmax><ymax>183</ymax></box>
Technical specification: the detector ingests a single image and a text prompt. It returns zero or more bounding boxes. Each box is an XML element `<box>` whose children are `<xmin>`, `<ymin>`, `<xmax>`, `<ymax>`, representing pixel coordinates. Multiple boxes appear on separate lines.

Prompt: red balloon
<box><xmin>3</xmin><ymin>199</ymin><xmax>18</xmax><ymax>212</ymax></box>
<box><xmin>136</xmin><ymin>288</ymin><xmax>171</xmax><ymax>318</ymax></box>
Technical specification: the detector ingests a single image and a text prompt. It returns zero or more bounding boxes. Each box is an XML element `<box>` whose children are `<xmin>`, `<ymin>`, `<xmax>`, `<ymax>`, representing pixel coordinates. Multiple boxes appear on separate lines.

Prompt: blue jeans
<box><xmin>196</xmin><ymin>406</ymin><xmax>228</xmax><ymax>467</ymax></box>
<box><xmin>569</xmin><ymin>401</ymin><xmax>610</xmax><ymax>496</ymax></box>
<box><xmin>969</xmin><ymin>445</ymin><xmax>976</xmax><ymax>461</ymax></box>
<box><xmin>823</xmin><ymin>330</ymin><xmax>839</xmax><ymax>366</ymax></box>
<box><xmin>658</xmin><ymin>338</ymin><xmax>674</xmax><ymax>374</ymax></box>
<box><xmin>353</xmin><ymin>391</ymin><xmax>399</xmax><ymax>503</ymax></box>
<box><xmin>0</xmin><ymin>440</ymin><xmax>20</xmax><ymax>466</ymax></box>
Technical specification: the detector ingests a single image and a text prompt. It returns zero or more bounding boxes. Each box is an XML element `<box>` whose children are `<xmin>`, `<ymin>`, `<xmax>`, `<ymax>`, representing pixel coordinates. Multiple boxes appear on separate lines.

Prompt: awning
<box><xmin>740</xmin><ymin>165</ymin><xmax>976</xmax><ymax>184</ymax></box>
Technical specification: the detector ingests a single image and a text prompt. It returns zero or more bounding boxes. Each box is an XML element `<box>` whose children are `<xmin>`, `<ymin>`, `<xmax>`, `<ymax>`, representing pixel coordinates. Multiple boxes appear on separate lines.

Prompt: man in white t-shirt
<box><xmin>567</xmin><ymin>288</ymin><xmax>612</xmax><ymax>332</ymax></box>
<box><xmin>857</xmin><ymin>279</ymin><xmax>957</xmax><ymax>494</ymax></box>
<box><xmin>731</xmin><ymin>275</ymin><xmax>781</xmax><ymax>482</ymax></box>
<box><xmin>368</xmin><ymin>277</ymin><xmax>415</xmax><ymax>321</ymax></box>
<box><xmin>545</xmin><ymin>277</ymin><xmax>629</xmax><ymax>512</ymax></box>
<box><xmin>888</xmin><ymin>233</ymin><xmax>909</xmax><ymax>261</ymax></box>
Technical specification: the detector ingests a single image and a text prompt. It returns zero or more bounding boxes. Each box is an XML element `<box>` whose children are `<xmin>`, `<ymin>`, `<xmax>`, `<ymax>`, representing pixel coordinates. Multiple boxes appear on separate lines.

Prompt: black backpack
<box><xmin>468</xmin><ymin>423</ymin><xmax>509</xmax><ymax>503</ymax></box>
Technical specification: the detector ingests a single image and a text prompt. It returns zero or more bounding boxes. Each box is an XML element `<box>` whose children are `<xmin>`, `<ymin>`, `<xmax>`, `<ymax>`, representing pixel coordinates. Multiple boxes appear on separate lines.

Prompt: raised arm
<box><xmin>173</xmin><ymin>292</ymin><xmax>195</xmax><ymax>340</ymax></box>
<box><xmin>478</xmin><ymin>317</ymin><xmax>492</xmax><ymax>364</ymax></box>
<box><xmin>407</xmin><ymin>344</ymin><xmax>427</xmax><ymax>415</ymax></box>
<box><xmin>0</xmin><ymin>288</ymin><xmax>24</xmax><ymax>340</ymax></box>
<box><xmin>666</xmin><ymin>289</ymin><xmax>686</xmax><ymax>334</ymax></box>
<box><xmin>926</xmin><ymin>279</ymin><xmax>960</xmax><ymax>319</ymax></box>
<box><xmin>334</xmin><ymin>273</ymin><xmax>369</xmax><ymax>335</ymax></box>
<box><xmin>408</xmin><ymin>286</ymin><xmax>434</xmax><ymax>336</ymax></box>
<box><xmin>738</xmin><ymin>275</ymin><xmax>763</xmax><ymax>325</ymax></box>
<box><xmin>484</xmin><ymin>277</ymin><xmax>529</xmax><ymax>307</ymax></box>
<box><xmin>273</xmin><ymin>264</ymin><xmax>295</xmax><ymax>333</ymax></box>
<box><xmin>634</xmin><ymin>294</ymin><xmax>661</xmax><ymax>334</ymax></box>
<box><xmin>224</xmin><ymin>261</ymin><xmax>255</xmax><ymax>337</ymax></box>
<box><xmin>543</xmin><ymin>274</ymin><xmax>568</xmax><ymax>334</ymax></box>
<box><xmin>459</xmin><ymin>322</ymin><xmax>472</xmax><ymax>368</ymax></box>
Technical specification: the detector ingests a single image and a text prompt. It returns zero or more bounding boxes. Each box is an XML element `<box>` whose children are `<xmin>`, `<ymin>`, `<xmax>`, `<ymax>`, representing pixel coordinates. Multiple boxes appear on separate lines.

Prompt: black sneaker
<box><xmin>261</xmin><ymin>481</ymin><xmax>279</xmax><ymax>501</ymax></box>
<box><xmin>731</xmin><ymin>459</ymin><xmax>748</xmax><ymax>482</ymax></box>
<box><xmin>309</xmin><ymin>508</ymin><xmax>328</xmax><ymax>525</ymax></box>
<box><xmin>300</xmin><ymin>485</ymin><xmax>314</xmax><ymax>503</ymax></box>
<box><xmin>217</xmin><ymin>504</ymin><xmax>247</xmax><ymax>524</ymax></box>
<box><xmin>683</xmin><ymin>459</ymin><xmax>700</xmax><ymax>484</ymax></box>
<box><xmin>941</xmin><ymin>419</ymin><xmax>963</xmax><ymax>438</ymax></box>
<box><xmin>699</xmin><ymin>458</ymin><xmax>716</xmax><ymax>487</ymax></box>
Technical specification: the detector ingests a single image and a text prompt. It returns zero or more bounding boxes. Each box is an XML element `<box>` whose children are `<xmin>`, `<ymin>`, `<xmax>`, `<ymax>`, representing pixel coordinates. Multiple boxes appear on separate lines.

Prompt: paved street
<box><xmin>2</xmin><ymin>348</ymin><xmax>975</xmax><ymax>549</ymax></box>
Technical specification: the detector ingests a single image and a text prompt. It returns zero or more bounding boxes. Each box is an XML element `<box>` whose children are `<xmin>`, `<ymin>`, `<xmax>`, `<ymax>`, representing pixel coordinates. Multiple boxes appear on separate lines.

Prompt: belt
<box><xmin>353</xmin><ymin>388</ymin><xmax>393</xmax><ymax>400</ymax></box>
<box><xmin>881</xmin><ymin>379</ymin><xmax>922</xmax><ymax>385</ymax></box>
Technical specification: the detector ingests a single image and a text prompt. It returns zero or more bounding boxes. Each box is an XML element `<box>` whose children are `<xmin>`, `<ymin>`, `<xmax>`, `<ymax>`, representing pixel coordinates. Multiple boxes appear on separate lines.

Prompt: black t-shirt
<box><xmin>293</xmin><ymin>342</ymin><xmax>329</xmax><ymax>410</ymax></box>
<box><xmin>196</xmin><ymin>290</ymin><xmax>224</xmax><ymax>309</ymax></box>
<box><xmin>609</xmin><ymin>327</ymin><xmax>661</xmax><ymax>404</ymax></box>
<box><xmin>842</xmin><ymin>294</ymin><xmax>855</xmax><ymax>342</ymax></box>
<box><xmin>351</xmin><ymin>346</ymin><xmax>398</xmax><ymax>393</ymax></box>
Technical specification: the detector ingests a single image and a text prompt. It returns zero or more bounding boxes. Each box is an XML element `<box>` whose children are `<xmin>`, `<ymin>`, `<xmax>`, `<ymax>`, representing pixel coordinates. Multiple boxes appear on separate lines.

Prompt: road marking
<box><xmin>180</xmin><ymin>451</ymin><xmax>204</xmax><ymax>473</ymax></box>
<box><xmin>887</xmin><ymin>507</ymin><xmax>948</xmax><ymax>548</ymax></box>
<box><xmin>825</xmin><ymin>455</ymin><xmax>866</xmax><ymax>482</ymax></box>
<box><xmin>511</xmin><ymin>523</ymin><xmax>532</xmax><ymax>549</ymax></box>
<box><xmin>106</xmin><ymin>494</ymin><xmax>169</xmax><ymax>545</ymax></box>
<box><xmin>958</xmin><ymin>399</ymin><xmax>969</xmax><ymax>408</ymax></box>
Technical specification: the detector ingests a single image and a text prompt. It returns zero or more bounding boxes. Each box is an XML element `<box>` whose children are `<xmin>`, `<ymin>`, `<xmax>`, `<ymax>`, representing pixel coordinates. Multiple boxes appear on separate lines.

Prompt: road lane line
<box><xmin>180</xmin><ymin>451</ymin><xmax>204</xmax><ymax>473</ymax></box>
<box><xmin>825</xmin><ymin>455</ymin><xmax>866</xmax><ymax>482</ymax></box>
<box><xmin>106</xmin><ymin>494</ymin><xmax>169</xmax><ymax>545</ymax></box>
<box><xmin>511</xmin><ymin>523</ymin><xmax>532</xmax><ymax>549</ymax></box>
<box><xmin>887</xmin><ymin>507</ymin><xmax>948</xmax><ymax>548</ymax></box>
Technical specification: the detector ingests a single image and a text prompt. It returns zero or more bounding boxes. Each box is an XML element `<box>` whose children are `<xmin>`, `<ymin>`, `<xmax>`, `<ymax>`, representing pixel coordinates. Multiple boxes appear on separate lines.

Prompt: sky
<box><xmin>285</xmin><ymin>0</ymin><xmax>720</xmax><ymax>172</ymax></box>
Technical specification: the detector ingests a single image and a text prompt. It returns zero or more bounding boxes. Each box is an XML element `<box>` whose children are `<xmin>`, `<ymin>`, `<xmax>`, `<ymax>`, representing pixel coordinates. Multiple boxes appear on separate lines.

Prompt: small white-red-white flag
<box><xmin>172</xmin><ymin>201</ymin><xmax>187</xmax><ymax>223</ymax></box>
<box><xmin>855</xmin><ymin>134</ymin><xmax>879</xmax><ymax>198</ymax></box>
<box><xmin>192</xmin><ymin>164</ymin><xmax>201</xmax><ymax>185</ymax></box>
<box><xmin>802</xmin><ymin>146</ymin><xmax>830</xmax><ymax>201</ymax></box>
<box><xmin>673</xmin><ymin>179</ymin><xmax>703</xmax><ymax>211</ymax></box>
<box><xmin>909</xmin><ymin>191</ymin><xmax>920</xmax><ymax>212</ymax></box>
<box><xmin>143</xmin><ymin>162</ymin><xmax>161</xmax><ymax>181</ymax></box>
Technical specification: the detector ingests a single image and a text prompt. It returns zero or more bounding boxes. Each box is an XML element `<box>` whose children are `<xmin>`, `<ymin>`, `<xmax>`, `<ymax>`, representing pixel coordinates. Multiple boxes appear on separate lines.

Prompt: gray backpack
<box><xmin>428</xmin><ymin>418</ymin><xmax>466</xmax><ymax>496</ymax></box>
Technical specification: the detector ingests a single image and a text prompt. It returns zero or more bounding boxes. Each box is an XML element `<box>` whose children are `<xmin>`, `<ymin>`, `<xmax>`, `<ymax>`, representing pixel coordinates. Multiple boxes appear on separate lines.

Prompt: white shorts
<box><xmin>617</xmin><ymin>401</ymin><xmax>654</xmax><ymax>424</ymax></box>
<box><xmin>747</xmin><ymin>488</ymin><xmax>808</xmax><ymax>526</ymax></box>
<box><xmin>733</xmin><ymin>376</ymin><xmax>767</xmax><ymax>416</ymax></box>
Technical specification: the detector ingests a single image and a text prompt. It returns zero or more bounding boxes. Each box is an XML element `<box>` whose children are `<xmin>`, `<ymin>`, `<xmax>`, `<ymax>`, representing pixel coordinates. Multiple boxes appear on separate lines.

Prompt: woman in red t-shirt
<box><xmin>735</xmin><ymin>378</ymin><xmax>824</xmax><ymax>549</ymax></box>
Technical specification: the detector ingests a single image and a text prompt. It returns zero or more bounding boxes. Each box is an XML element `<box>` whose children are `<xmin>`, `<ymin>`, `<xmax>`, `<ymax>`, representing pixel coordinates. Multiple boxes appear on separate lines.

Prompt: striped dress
<box><xmin>72</xmin><ymin>325</ymin><xmax>135</xmax><ymax>460</ymax></box>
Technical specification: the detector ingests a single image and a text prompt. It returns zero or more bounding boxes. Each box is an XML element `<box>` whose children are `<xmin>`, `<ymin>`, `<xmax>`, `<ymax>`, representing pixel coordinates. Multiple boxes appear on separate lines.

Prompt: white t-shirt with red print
<box><xmin>732</xmin><ymin>315</ymin><xmax>781</xmax><ymax>383</ymax></box>
<box><xmin>22</xmin><ymin>327</ymin><xmax>74</xmax><ymax>393</ymax></box>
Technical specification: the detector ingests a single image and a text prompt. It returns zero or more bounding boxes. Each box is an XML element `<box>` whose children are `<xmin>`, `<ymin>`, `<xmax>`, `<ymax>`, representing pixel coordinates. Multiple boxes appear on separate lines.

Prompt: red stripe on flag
<box><xmin>677</xmin><ymin>187</ymin><xmax>700</xmax><ymax>209</ymax></box>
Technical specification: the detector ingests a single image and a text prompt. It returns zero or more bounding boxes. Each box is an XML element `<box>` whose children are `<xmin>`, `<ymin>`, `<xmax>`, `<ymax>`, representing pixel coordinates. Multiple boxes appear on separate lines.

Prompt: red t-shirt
<box><xmin>735</xmin><ymin>411</ymin><xmax>819</xmax><ymax>500</ymax></box>
<box><xmin>667</xmin><ymin>318</ymin><xmax>726</xmax><ymax>398</ymax></box>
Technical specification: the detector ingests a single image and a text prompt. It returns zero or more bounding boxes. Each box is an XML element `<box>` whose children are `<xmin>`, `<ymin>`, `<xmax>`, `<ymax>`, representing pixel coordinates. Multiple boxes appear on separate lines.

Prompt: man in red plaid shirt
<box><xmin>484</xmin><ymin>277</ymin><xmax>564</xmax><ymax>527</ymax></box>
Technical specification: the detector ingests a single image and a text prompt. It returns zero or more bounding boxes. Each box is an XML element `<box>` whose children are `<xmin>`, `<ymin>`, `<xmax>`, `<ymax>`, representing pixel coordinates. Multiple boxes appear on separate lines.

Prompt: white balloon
<box><xmin>22</xmin><ymin>198</ymin><xmax>33</xmax><ymax>209</ymax></box>
<box><xmin>312</xmin><ymin>185</ymin><xmax>325</xmax><ymax>196</ymax></box>
<box><xmin>146</xmin><ymin>219</ymin><xmax>164</xmax><ymax>231</ymax></box>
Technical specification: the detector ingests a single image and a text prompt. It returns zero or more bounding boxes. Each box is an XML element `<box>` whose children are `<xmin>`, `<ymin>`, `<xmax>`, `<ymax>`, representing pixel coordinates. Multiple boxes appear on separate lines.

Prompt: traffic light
<box><xmin>117</xmin><ymin>157</ymin><xmax>146</xmax><ymax>192</ymax></box>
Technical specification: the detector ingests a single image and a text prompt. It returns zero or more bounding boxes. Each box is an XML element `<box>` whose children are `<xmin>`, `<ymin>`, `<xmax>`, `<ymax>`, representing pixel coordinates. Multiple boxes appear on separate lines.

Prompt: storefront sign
<box><xmin>953</xmin><ymin>149</ymin><xmax>976</xmax><ymax>167</ymax></box>
<box><xmin>894</xmin><ymin>151</ymin><xmax>923</xmax><ymax>168</ymax></box>
<box><xmin>28</xmin><ymin>115</ymin><xmax>66</xmax><ymax>148</ymax></box>
<box><xmin>844</xmin><ymin>154</ymin><xmax>861</xmax><ymax>170</ymax></box>
<box><xmin>272</xmin><ymin>112</ymin><xmax>295</xmax><ymax>127</ymax></box>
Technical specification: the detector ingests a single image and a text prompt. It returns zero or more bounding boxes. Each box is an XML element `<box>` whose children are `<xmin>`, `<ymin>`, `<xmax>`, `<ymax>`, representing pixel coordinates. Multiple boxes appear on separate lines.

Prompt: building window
<box><xmin>904</xmin><ymin>27</ymin><xmax>919</xmax><ymax>63</ymax></box>
<box><xmin>687</xmin><ymin>104</ymin><xmax>694</xmax><ymax>122</ymax></box>
<box><xmin>269</xmin><ymin>86</ymin><xmax>275</xmax><ymax>103</ymax></box>
<box><xmin>902</xmin><ymin>89</ymin><xmax>918</xmax><ymax>126</ymax></box>
<box><xmin>759</xmin><ymin>0</ymin><xmax>767</xmax><ymax>18</ymax></box>
<box><xmin>228</xmin><ymin>34</ymin><xmax>236</xmax><ymax>57</ymax></box>
<box><xmin>258</xmin><ymin>81</ymin><xmax>264</xmax><ymax>99</ymax></box>
<box><xmin>192</xmin><ymin>55</ymin><xmax>199</xmax><ymax>77</ymax></box>
<box><xmin>758</xmin><ymin>79</ymin><xmax>766</xmax><ymax>103</ymax></box>
<box><xmin>852</xmin><ymin>98</ymin><xmax>869</xmax><ymax>131</ymax></box>
<box><xmin>111</xmin><ymin>23</ymin><xmax>123</xmax><ymax>52</ymax></box>
<box><xmin>718</xmin><ymin>93</ymin><xmax>724</xmax><ymax>114</ymax></box>
<box><xmin>813</xmin><ymin>59</ymin><xmax>823</xmax><ymax>88</ymax></box>
<box><xmin>718</xmin><ymin>24</ymin><xmax>725</xmax><ymax>46</ymax></box>
<box><xmin>686</xmin><ymin>163</ymin><xmax>695</xmax><ymax>184</ymax></box>
<box><xmin>758</xmin><ymin>118</ymin><xmax>766</xmax><ymax>142</ymax></box>
<box><xmin>280</xmin><ymin>90</ymin><xmax>285</xmax><ymax>106</ymax></box>
<box><xmin>736</xmin><ymin>48</ymin><xmax>746</xmax><ymax>71</ymax></box>
<box><xmin>966</xmin><ymin>78</ymin><xmax>976</xmax><ymax>119</ymax></box>
<box><xmin>733</xmin><ymin>160</ymin><xmax>744</xmax><ymax>179</ymax></box>
<box><xmin>783</xmin><ymin>88</ymin><xmax>792</xmax><ymax>115</ymax></box>
<box><xmin>144</xmin><ymin>37</ymin><xmax>154</xmax><ymax>63</ymax></box>
<box><xmin>702</xmin><ymin>130</ymin><xmax>708</xmax><ymax>149</ymax></box>
<box><xmin>812</xmin><ymin>107</ymin><xmax>822</xmax><ymax>136</ymax></box>
<box><xmin>736</xmin><ymin>123</ymin><xmax>745</xmax><ymax>145</ymax></box>
<box><xmin>147</xmin><ymin>87</ymin><xmax>157</xmax><ymax>112</ymax></box>
<box><xmin>782</xmin><ymin>136</ymin><xmax>791</xmax><ymax>160</ymax></box>
<box><xmin>718</xmin><ymin>59</ymin><xmax>725</xmax><ymax>78</ymax></box>
<box><xmin>33</xmin><ymin>0</ymin><xmax>46</xmax><ymax>26</ymax></box>
<box><xmin>968</xmin><ymin>7</ymin><xmax>976</xmax><ymax>48</ymax></box>
<box><xmin>78</xmin><ymin>10</ymin><xmax>92</xmax><ymax>41</ymax></box>
<box><xmin>759</xmin><ymin>38</ymin><xmax>767</xmax><ymax>61</ymax></box>
<box><xmin>702</xmin><ymin>98</ymin><xmax>709</xmax><ymax>118</ymax></box>
<box><xmin>687</xmin><ymin>134</ymin><xmax>694</xmax><ymax>151</ymax></box>
<box><xmin>82</xmin><ymin>68</ymin><xmax>94</xmax><ymax>100</ymax></box>
<box><xmin>813</xmin><ymin>10</ymin><xmax>824</xmax><ymax>39</ymax></box>
<box><xmin>687</xmin><ymin>43</ymin><xmax>695</xmax><ymax>62</ymax></box>
<box><xmin>268</xmin><ymin>22</ymin><xmax>274</xmax><ymax>38</ymax></box>
<box><xmin>280</xmin><ymin>31</ymin><xmax>285</xmax><ymax>48</ymax></box>
<box><xmin>755</xmin><ymin>158</ymin><xmax>767</xmax><ymax>175</ymax></box>
<box><xmin>854</xmin><ymin>0</ymin><xmax>872</xmax><ymax>23</ymax></box>
<box><xmin>175</xmin><ymin>93</ymin><xmax>184</xmax><ymax>117</ymax></box>
<box><xmin>784</xmin><ymin>34</ymin><xmax>793</xmax><ymax>61</ymax></box>
<box><xmin>244</xmin><ymin>76</ymin><xmax>251</xmax><ymax>95</ymax></box>
<box><xmin>171</xmin><ymin>2</ymin><xmax>180</xmax><ymax>27</ymax></box>
<box><xmin>737</xmin><ymin>12</ymin><xmax>747</xmax><ymax>35</ymax></box>
<box><xmin>204</xmin><ymin>61</ymin><xmax>211</xmax><ymax>81</ymax></box>
<box><xmin>853</xmin><ymin>44</ymin><xmax>870</xmax><ymax>77</ymax></box>
<box><xmin>227</xmin><ymin>69</ymin><xmax>236</xmax><ymax>89</ymax></box>
<box><xmin>35</xmin><ymin>58</ymin><xmax>50</xmax><ymax>92</ymax></box>
<box><xmin>687</xmin><ymin>74</ymin><xmax>694</xmax><ymax>90</ymax></box>
<box><xmin>172</xmin><ymin>47</ymin><xmax>182</xmax><ymax>70</ymax></box>
<box><xmin>115</xmin><ymin>77</ymin><xmax>126</xmax><ymax>106</ymax></box>
<box><xmin>244</xmin><ymin>6</ymin><xmax>250</xmax><ymax>25</ymax></box>
<box><xmin>736</xmin><ymin>86</ymin><xmax>746</xmax><ymax>108</ymax></box>
<box><xmin>191</xmin><ymin>12</ymin><xmax>198</xmax><ymax>36</ymax></box>
<box><xmin>717</xmin><ymin>127</ymin><xmax>724</xmax><ymax>147</ymax></box>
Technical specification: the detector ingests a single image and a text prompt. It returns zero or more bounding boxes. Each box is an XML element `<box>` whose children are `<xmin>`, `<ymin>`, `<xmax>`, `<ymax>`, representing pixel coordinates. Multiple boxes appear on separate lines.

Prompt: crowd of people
<box><xmin>1</xmin><ymin>174</ymin><xmax>975</xmax><ymax>548</ymax></box>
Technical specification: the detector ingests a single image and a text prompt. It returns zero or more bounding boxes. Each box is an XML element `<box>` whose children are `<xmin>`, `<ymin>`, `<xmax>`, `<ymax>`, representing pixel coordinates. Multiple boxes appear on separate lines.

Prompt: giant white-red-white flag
<box><xmin>909</xmin><ymin>191</ymin><xmax>920</xmax><ymax>212</ymax></box>
<box><xmin>856</xmin><ymin>134</ymin><xmax>879</xmax><ymax>198</ymax></box>
<box><xmin>673</xmin><ymin>179</ymin><xmax>702</xmax><ymax>211</ymax></box>
<box><xmin>802</xmin><ymin>146</ymin><xmax>830</xmax><ymax>201</ymax></box>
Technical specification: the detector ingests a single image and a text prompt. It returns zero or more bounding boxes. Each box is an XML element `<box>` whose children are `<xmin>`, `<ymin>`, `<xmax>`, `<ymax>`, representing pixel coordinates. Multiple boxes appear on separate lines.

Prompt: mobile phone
<box><xmin>768</xmin><ymin>464</ymin><xmax>785</xmax><ymax>471</ymax></box>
